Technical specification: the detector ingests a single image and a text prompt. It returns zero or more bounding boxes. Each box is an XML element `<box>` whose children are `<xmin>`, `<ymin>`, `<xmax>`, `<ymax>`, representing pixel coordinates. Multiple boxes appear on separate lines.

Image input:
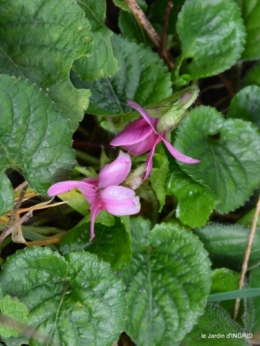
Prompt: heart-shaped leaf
<box><xmin>0</xmin><ymin>247</ymin><xmax>126</xmax><ymax>346</ymax></box>
<box><xmin>175</xmin><ymin>106</ymin><xmax>260</xmax><ymax>213</ymax></box>
<box><xmin>176</xmin><ymin>0</ymin><xmax>246</xmax><ymax>79</ymax></box>
<box><xmin>120</xmin><ymin>219</ymin><xmax>211</xmax><ymax>346</ymax></box>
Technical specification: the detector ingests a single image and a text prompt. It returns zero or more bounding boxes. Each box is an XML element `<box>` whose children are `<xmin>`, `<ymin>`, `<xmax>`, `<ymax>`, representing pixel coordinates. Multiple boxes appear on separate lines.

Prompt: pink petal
<box><xmin>143</xmin><ymin>137</ymin><xmax>162</xmax><ymax>180</ymax></box>
<box><xmin>98</xmin><ymin>151</ymin><xmax>132</xmax><ymax>189</ymax></box>
<box><xmin>47</xmin><ymin>180</ymin><xmax>95</xmax><ymax>199</ymax></box>
<box><xmin>110</xmin><ymin>118</ymin><xmax>154</xmax><ymax>146</ymax></box>
<box><xmin>122</xmin><ymin>130</ymin><xmax>159</xmax><ymax>155</ymax></box>
<box><xmin>127</xmin><ymin>100</ymin><xmax>157</xmax><ymax>130</ymax></box>
<box><xmin>162</xmin><ymin>137</ymin><xmax>200</xmax><ymax>164</ymax></box>
<box><xmin>89</xmin><ymin>202</ymin><xmax>104</xmax><ymax>241</ymax></box>
<box><xmin>100</xmin><ymin>186</ymin><xmax>140</xmax><ymax>216</ymax></box>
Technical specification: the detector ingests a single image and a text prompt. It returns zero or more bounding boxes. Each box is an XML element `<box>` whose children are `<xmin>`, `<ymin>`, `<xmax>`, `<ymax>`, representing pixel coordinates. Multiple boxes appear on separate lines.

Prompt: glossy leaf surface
<box><xmin>175</xmin><ymin>106</ymin><xmax>260</xmax><ymax>213</ymax></box>
<box><xmin>177</xmin><ymin>0</ymin><xmax>246</xmax><ymax>79</ymax></box>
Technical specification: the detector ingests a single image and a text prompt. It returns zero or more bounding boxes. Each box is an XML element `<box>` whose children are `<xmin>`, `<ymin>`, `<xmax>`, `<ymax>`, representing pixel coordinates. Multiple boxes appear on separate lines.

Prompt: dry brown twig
<box><xmin>0</xmin><ymin>182</ymin><xmax>67</xmax><ymax>245</ymax></box>
<box><xmin>233</xmin><ymin>195</ymin><xmax>260</xmax><ymax>320</ymax></box>
<box><xmin>159</xmin><ymin>2</ymin><xmax>174</xmax><ymax>59</ymax></box>
<box><xmin>0</xmin><ymin>183</ymin><xmax>29</xmax><ymax>244</ymax></box>
<box><xmin>124</xmin><ymin>0</ymin><xmax>174</xmax><ymax>69</ymax></box>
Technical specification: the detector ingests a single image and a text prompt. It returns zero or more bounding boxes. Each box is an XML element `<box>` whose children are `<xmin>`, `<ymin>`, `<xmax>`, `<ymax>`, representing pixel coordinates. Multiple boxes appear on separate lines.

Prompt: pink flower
<box><xmin>47</xmin><ymin>152</ymin><xmax>140</xmax><ymax>241</ymax></box>
<box><xmin>110</xmin><ymin>100</ymin><xmax>199</xmax><ymax>179</ymax></box>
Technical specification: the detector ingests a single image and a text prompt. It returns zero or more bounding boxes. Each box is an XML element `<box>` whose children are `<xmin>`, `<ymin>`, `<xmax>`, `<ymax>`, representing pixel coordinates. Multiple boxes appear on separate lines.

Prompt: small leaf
<box><xmin>150</xmin><ymin>153</ymin><xmax>169</xmax><ymax>211</ymax></box>
<box><xmin>241</xmin><ymin>0</ymin><xmax>260</xmax><ymax>59</ymax></box>
<box><xmin>76</xmin><ymin>34</ymin><xmax>172</xmax><ymax>116</ymax></box>
<box><xmin>238</xmin><ymin>208</ymin><xmax>260</xmax><ymax>227</ymax></box>
<box><xmin>227</xmin><ymin>85</ymin><xmax>260</xmax><ymax>129</ymax></box>
<box><xmin>0</xmin><ymin>295</ymin><xmax>29</xmax><ymax>338</ymax></box>
<box><xmin>244</xmin><ymin>62</ymin><xmax>260</xmax><ymax>87</ymax></box>
<box><xmin>175</xmin><ymin>106</ymin><xmax>260</xmax><ymax>213</ymax></box>
<box><xmin>0</xmin><ymin>75</ymin><xmax>75</xmax><ymax>215</ymax></box>
<box><xmin>166</xmin><ymin>160</ymin><xmax>217</xmax><ymax>227</ymax></box>
<box><xmin>211</xmin><ymin>269</ymin><xmax>240</xmax><ymax>295</ymax></box>
<box><xmin>60</xmin><ymin>217</ymin><xmax>131</xmax><ymax>271</ymax></box>
<box><xmin>0</xmin><ymin>247</ymin><xmax>126</xmax><ymax>346</ymax></box>
<box><xmin>74</xmin><ymin>0</ymin><xmax>118</xmax><ymax>82</ymax></box>
<box><xmin>211</xmin><ymin>268</ymin><xmax>240</xmax><ymax>315</ymax></box>
<box><xmin>58</xmin><ymin>189</ymin><xmax>90</xmax><ymax>216</ymax></box>
<box><xmin>120</xmin><ymin>220</ymin><xmax>211</xmax><ymax>346</ymax></box>
<box><xmin>176</xmin><ymin>0</ymin><xmax>246</xmax><ymax>79</ymax></box>
<box><xmin>183</xmin><ymin>304</ymin><xmax>249</xmax><ymax>346</ymax></box>
<box><xmin>0</xmin><ymin>0</ymin><xmax>93</xmax><ymax>131</ymax></box>
<box><xmin>195</xmin><ymin>223</ymin><xmax>260</xmax><ymax>264</ymax></box>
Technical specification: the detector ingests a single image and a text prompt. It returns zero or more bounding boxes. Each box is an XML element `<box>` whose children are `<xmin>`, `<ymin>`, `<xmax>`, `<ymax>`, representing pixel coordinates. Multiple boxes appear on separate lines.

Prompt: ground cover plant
<box><xmin>0</xmin><ymin>0</ymin><xmax>260</xmax><ymax>345</ymax></box>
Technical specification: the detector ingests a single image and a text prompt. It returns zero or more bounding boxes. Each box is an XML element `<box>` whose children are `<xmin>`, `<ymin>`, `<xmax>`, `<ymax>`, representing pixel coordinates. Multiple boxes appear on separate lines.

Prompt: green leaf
<box><xmin>175</xmin><ymin>106</ymin><xmax>260</xmax><ymax>213</ymax></box>
<box><xmin>60</xmin><ymin>217</ymin><xmax>131</xmax><ymax>271</ymax></box>
<box><xmin>183</xmin><ymin>304</ymin><xmax>249</xmax><ymax>345</ymax></box>
<box><xmin>0</xmin><ymin>247</ymin><xmax>126</xmax><ymax>346</ymax></box>
<box><xmin>119</xmin><ymin>10</ymin><xmax>152</xmax><ymax>46</ymax></box>
<box><xmin>58</xmin><ymin>189</ymin><xmax>90</xmax><ymax>216</ymax></box>
<box><xmin>0</xmin><ymin>75</ymin><xmax>75</xmax><ymax>215</ymax></box>
<box><xmin>0</xmin><ymin>174</ymin><xmax>14</xmax><ymax>215</ymax></box>
<box><xmin>244</xmin><ymin>62</ymin><xmax>260</xmax><ymax>87</ymax></box>
<box><xmin>211</xmin><ymin>269</ymin><xmax>240</xmax><ymax>295</ymax></box>
<box><xmin>130</xmin><ymin>217</ymin><xmax>152</xmax><ymax>255</ymax></box>
<box><xmin>211</xmin><ymin>268</ymin><xmax>240</xmax><ymax>315</ymax></box>
<box><xmin>120</xmin><ymin>221</ymin><xmax>211</xmax><ymax>346</ymax></box>
<box><xmin>166</xmin><ymin>160</ymin><xmax>217</xmax><ymax>227</ymax></box>
<box><xmin>176</xmin><ymin>0</ymin><xmax>246</xmax><ymax>79</ymax></box>
<box><xmin>75</xmin><ymin>34</ymin><xmax>172</xmax><ymax>116</ymax></box>
<box><xmin>241</xmin><ymin>0</ymin><xmax>260</xmax><ymax>59</ymax></box>
<box><xmin>227</xmin><ymin>85</ymin><xmax>260</xmax><ymax>129</ymax></box>
<box><xmin>248</xmin><ymin>268</ymin><xmax>260</xmax><ymax>333</ymax></box>
<box><xmin>195</xmin><ymin>223</ymin><xmax>260</xmax><ymax>264</ymax></box>
<box><xmin>150</xmin><ymin>153</ymin><xmax>169</xmax><ymax>211</ymax></box>
<box><xmin>0</xmin><ymin>0</ymin><xmax>93</xmax><ymax>131</ymax></box>
<box><xmin>74</xmin><ymin>0</ymin><xmax>118</xmax><ymax>82</ymax></box>
<box><xmin>0</xmin><ymin>295</ymin><xmax>29</xmax><ymax>338</ymax></box>
<box><xmin>118</xmin><ymin>0</ymin><xmax>149</xmax><ymax>45</ymax></box>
